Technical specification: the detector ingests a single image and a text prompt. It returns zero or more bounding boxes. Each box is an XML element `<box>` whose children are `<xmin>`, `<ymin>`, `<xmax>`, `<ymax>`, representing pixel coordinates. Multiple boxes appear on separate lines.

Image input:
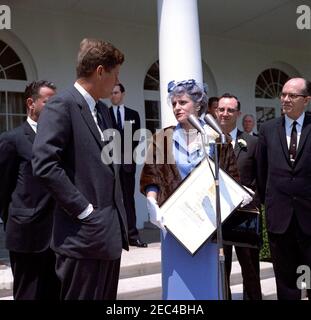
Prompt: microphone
<box><xmin>204</xmin><ymin>114</ymin><xmax>226</xmax><ymax>144</ymax></box>
<box><xmin>187</xmin><ymin>114</ymin><xmax>205</xmax><ymax>135</ymax></box>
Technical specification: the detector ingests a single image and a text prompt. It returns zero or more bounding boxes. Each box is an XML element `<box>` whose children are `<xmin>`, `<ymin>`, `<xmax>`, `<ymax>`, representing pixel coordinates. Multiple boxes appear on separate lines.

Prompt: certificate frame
<box><xmin>160</xmin><ymin>158</ymin><xmax>252</xmax><ymax>255</ymax></box>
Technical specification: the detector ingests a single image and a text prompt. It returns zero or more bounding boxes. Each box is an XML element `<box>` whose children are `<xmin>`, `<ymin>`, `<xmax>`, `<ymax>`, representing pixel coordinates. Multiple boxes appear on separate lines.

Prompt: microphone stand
<box><xmin>200</xmin><ymin>131</ymin><xmax>229</xmax><ymax>300</ymax></box>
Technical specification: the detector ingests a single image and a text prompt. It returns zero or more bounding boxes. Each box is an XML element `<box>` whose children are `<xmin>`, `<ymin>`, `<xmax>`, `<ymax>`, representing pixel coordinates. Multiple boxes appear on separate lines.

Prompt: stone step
<box><xmin>120</xmin><ymin>243</ymin><xmax>238</xmax><ymax>280</ymax></box>
<box><xmin>0</xmin><ymin>243</ymin><xmax>273</xmax><ymax>301</ymax></box>
<box><xmin>0</xmin><ymin>264</ymin><xmax>13</xmax><ymax>291</ymax></box>
<box><xmin>117</xmin><ymin>260</ymin><xmax>275</xmax><ymax>300</ymax></box>
<box><xmin>117</xmin><ymin>273</ymin><xmax>161</xmax><ymax>300</ymax></box>
<box><xmin>0</xmin><ymin>259</ymin><xmax>274</xmax><ymax>301</ymax></box>
<box><xmin>120</xmin><ymin>243</ymin><xmax>161</xmax><ymax>279</ymax></box>
<box><xmin>0</xmin><ymin>289</ymin><xmax>13</xmax><ymax>300</ymax></box>
<box><xmin>231</xmin><ymin>277</ymin><xmax>277</xmax><ymax>300</ymax></box>
<box><xmin>230</xmin><ymin>261</ymin><xmax>274</xmax><ymax>286</ymax></box>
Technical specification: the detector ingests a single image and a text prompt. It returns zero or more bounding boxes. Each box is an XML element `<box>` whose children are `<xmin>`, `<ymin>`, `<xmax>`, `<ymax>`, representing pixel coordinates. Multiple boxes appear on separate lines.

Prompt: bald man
<box><xmin>256</xmin><ymin>78</ymin><xmax>311</xmax><ymax>300</ymax></box>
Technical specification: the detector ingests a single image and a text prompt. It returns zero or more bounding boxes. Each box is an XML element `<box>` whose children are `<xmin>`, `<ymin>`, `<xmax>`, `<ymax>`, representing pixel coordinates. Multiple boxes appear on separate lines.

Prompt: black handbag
<box><xmin>221</xmin><ymin>207</ymin><xmax>262</xmax><ymax>248</ymax></box>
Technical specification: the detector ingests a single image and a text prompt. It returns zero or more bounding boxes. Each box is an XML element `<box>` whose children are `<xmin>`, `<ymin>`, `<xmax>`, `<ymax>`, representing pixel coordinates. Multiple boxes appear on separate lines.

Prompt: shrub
<box><xmin>259</xmin><ymin>206</ymin><xmax>271</xmax><ymax>262</ymax></box>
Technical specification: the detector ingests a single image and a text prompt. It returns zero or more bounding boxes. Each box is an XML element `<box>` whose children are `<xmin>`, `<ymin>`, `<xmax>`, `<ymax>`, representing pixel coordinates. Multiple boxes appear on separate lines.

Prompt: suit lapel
<box><xmin>234</xmin><ymin>129</ymin><xmax>243</xmax><ymax>159</ymax></box>
<box><xmin>124</xmin><ymin>106</ymin><xmax>130</xmax><ymax>121</ymax></box>
<box><xmin>277</xmin><ymin>116</ymin><xmax>292</xmax><ymax>167</ymax></box>
<box><xmin>71</xmin><ymin>87</ymin><xmax>105</xmax><ymax>149</ymax></box>
<box><xmin>295</xmin><ymin>113</ymin><xmax>311</xmax><ymax>163</ymax></box>
<box><xmin>23</xmin><ymin>121</ymin><xmax>36</xmax><ymax>144</ymax></box>
<box><xmin>96</xmin><ymin>101</ymin><xmax>112</xmax><ymax>130</ymax></box>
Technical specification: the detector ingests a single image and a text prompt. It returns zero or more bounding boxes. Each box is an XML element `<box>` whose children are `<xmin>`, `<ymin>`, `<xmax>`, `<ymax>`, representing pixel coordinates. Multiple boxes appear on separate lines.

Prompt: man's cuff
<box><xmin>77</xmin><ymin>203</ymin><xmax>94</xmax><ymax>220</ymax></box>
<box><xmin>145</xmin><ymin>185</ymin><xmax>159</xmax><ymax>194</ymax></box>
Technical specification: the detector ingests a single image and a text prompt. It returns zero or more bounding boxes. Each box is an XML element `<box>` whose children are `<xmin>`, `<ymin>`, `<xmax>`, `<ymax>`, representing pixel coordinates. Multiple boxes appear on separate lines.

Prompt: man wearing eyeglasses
<box><xmin>217</xmin><ymin>93</ymin><xmax>262</xmax><ymax>300</ymax></box>
<box><xmin>256</xmin><ymin>77</ymin><xmax>311</xmax><ymax>300</ymax></box>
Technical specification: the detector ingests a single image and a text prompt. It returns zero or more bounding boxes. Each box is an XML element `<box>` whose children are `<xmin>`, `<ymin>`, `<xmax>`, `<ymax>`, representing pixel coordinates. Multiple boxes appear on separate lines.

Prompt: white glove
<box><xmin>243</xmin><ymin>185</ymin><xmax>255</xmax><ymax>196</ymax></box>
<box><xmin>240</xmin><ymin>186</ymin><xmax>254</xmax><ymax>207</ymax></box>
<box><xmin>146</xmin><ymin>197</ymin><xmax>166</xmax><ymax>231</ymax></box>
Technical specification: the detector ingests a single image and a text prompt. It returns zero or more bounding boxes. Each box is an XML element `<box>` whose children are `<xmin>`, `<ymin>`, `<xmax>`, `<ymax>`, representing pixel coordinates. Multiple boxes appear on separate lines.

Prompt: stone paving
<box><xmin>0</xmin><ymin>222</ymin><xmax>9</xmax><ymax>263</ymax></box>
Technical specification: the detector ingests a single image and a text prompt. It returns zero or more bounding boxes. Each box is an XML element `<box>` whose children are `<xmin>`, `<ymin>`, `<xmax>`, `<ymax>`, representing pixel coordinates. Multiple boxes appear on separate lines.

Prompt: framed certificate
<box><xmin>160</xmin><ymin>158</ymin><xmax>252</xmax><ymax>255</ymax></box>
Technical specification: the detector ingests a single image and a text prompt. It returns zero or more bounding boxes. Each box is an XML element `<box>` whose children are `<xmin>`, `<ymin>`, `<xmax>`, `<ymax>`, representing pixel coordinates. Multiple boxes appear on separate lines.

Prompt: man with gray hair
<box><xmin>242</xmin><ymin>114</ymin><xmax>258</xmax><ymax>136</ymax></box>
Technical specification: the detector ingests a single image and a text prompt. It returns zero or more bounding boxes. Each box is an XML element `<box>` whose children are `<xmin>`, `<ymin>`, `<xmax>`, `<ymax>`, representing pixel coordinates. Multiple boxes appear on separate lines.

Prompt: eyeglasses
<box><xmin>217</xmin><ymin>107</ymin><xmax>239</xmax><ymax>114</ymax></box>
<box><xmin>167</xmin><ymin>79</ymin><xmax>196</xmax><ymax>93</ymax></box>
<box><xmin>279</xmin><ymin>93</ymin><xmax>307</xmax><ymax>100</ymax></box>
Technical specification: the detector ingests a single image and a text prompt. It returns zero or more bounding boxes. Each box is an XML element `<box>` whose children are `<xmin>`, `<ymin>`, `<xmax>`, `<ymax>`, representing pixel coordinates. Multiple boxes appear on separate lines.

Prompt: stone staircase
<box><xmin>0</xmin><ymin>241</ymin><xmax>278</xmax><ymax>300</ymax></box>
<box><xmin>117</xmin><ymin>242</ymin><xmax>278</xmax><ymax>300</ymax></box>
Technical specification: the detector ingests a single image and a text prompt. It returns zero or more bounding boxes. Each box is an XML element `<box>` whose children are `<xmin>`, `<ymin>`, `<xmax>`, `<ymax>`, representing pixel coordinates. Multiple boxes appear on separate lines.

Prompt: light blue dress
<box><xmin>161</xmin><ymin>124</ymin><xmax>220</xmax><ymax>300</ymax></box>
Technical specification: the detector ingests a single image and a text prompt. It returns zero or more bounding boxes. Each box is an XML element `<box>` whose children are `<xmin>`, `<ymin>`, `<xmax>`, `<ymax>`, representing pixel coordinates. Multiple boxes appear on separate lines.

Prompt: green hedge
<box><xmin>259</xmin><ymin>206</ymin><xmax>271</xmax><ymax>262</ymax></box>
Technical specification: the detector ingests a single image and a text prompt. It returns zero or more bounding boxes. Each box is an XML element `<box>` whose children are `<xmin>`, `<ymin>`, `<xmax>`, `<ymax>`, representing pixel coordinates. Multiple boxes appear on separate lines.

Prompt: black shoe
<box><xmin>129</xmin><ymin>239</ymin><xmax>148</xmax><ymax>248</ymax></box>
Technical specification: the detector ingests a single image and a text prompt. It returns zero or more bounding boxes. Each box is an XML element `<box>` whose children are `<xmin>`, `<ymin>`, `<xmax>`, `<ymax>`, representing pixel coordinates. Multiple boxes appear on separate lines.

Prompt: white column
<box><xmin>157</xmin><ymin>0</ymin><xmax>203</xmax><ymax>128</ymax></box>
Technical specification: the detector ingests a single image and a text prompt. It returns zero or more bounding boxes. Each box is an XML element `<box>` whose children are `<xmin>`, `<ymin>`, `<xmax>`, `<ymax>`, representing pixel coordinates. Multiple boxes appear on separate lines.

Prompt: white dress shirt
<box><xmin>74</xmin><ymin>82</ymin><xmax>104</xmax><ymax>136</ymax></box>
<box><xmin>229</xmin><ymin>127</ymin><xmax>238</xmax><ymax>148</ymax></box>
<box><xmin>285</xmin><ymin>113</ymin><xmax>304</xmax><ymax>150</ymax></box>
<box><xmin>74</xmin><ymin>81</ymin><xmax>97</xmax><ymax>220</ymax></box>
<box><xmin>27</xmin><ymin>116</ymin><xmax>37</xmax><ymax>133</ymax></box>
<box><xmin>111</xmin><ymin>104</ymin><xmax>125</xmax><ymax>129</ymax></box>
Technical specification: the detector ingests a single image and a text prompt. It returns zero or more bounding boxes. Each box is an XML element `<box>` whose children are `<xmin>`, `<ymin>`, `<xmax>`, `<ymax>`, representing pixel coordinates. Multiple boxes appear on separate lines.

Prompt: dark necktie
<box><xmin>95</xmin><ymin>104</ymin><xmax>105</xmax><ymax>132</ymax></box>
<box><xmin>116</xmin><ymin>106</ymin><xmax>122</xmax><ymax>130</ymax></box>
<box><xmin>289</xmin><ymin>120</ymin><xmax>297</xmax><ymax>164</ymax></box>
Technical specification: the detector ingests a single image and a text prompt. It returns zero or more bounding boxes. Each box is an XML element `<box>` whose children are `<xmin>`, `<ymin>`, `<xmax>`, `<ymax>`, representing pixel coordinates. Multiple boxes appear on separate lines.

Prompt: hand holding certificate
<box><xmin>146</xmin><ymin>197</ymin><xmax>166</xmax><ymax>232</ymax></box>
<box><xmin>160</xmin><ymin>158</ymin><xmax>253</xmax><ymax>255</ymax></box>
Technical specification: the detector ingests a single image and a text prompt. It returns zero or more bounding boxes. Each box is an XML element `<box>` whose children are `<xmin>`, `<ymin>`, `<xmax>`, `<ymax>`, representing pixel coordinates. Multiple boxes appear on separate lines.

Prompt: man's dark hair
<box><xmin>208</xmin><ymin>96</ymin><xmax>219</xmax><ymax>107</ymax></box>
<box><xmin>76</xmin><ymin>38</ymin><xmax>124</xmax><ymax>78</ymax></box>
<box><xmin>24</xmin><ymin>80</ymin><xmax>56</xmax><ymax>102</ymax></box>
<box><xmin>303</xmin><ymin>79</ymin><xmax>311</xmax><ymax>96</ymax></box>
<box><xmin>219</xmin><ymin>93</ymin><xmax>241</xmax><ymax>110</ymax></box>
<box><xmin>116</xmin><ymin>83</ymin><xmax>125</xmax><ymax>93</ymax></box>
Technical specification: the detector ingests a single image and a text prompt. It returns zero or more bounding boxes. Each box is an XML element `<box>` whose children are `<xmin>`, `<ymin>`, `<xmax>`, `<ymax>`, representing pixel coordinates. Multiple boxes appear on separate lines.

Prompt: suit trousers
<box><xmin>55</xmin><ymin>253</ymin><xmax>121</xmax><ymax>300</ymax></box>
<box><xmin>119</xmin><ymin>167</ymin><xmax>139</xmax><ymax>241</ymax></box>
<box><xmin>268</xmin><ymin>215</ymin><xmax>311</xmax><ymax>300</ymax></box>
<box><xmin>9</xmin><ymin>248</ymin><xmax>60</xmax><ymax>300</ymax></box>
<box><xmin>224</xmin><ymin>244</ymin><xmax>262</xmax><ymax>300</ymax></box>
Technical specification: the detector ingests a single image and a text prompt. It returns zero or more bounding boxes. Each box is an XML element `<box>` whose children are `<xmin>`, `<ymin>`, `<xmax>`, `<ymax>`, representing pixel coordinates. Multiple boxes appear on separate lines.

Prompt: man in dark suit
<box><xmin>256</xmin><ymin>78</ymin><xmax>311</xmax><ymax>300</ymax></box>
<box><xmin>109</xmin><ymin>83</ymin><xmax>147</xmax><ymax>248</ymax></box>
<box><xmin>0</xmin><ymin>80</ymin><xmax>60</xmax><ymax>300</ymax></box>
<box><xmin>217</xmin><ymin>93</ymin><xmax>262</xmax><ymax>300</ymax></box>
<box><xmin>242</xmin><ymin>114</ymin><xmax>258</xmax><ymax>136</ymax></box>
<box><xmin>32</xmin><ymin>38</ymin><xmax>129</xmax><ymax>300</ymax></box>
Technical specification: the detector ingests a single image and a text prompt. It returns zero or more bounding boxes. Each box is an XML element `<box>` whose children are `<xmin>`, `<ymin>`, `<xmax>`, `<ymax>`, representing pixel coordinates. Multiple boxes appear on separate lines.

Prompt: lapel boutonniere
<box><xmin>237</xmin><ymin>138</ymin><xmax>247</xmax><ymax>149</ymax></box>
